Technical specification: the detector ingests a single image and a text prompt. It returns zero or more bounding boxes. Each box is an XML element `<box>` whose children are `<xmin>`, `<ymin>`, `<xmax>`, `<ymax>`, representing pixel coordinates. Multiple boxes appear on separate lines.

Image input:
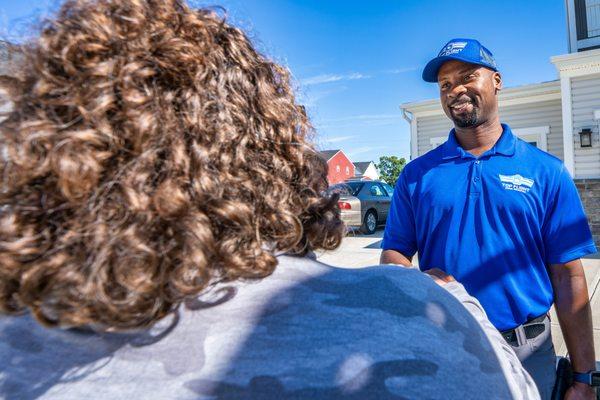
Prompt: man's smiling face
<box><xmin>437</xmin><ymin>60</ymin><xmax>501</xmax><ymax>129</ymax></box>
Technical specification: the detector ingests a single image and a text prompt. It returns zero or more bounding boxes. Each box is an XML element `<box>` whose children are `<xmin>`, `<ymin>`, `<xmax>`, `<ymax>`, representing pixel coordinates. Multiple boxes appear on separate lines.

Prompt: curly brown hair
<box><xmin>0</xmin><ymin>0</ymin><xmax>344</xmax><ymax>330</ymax></box>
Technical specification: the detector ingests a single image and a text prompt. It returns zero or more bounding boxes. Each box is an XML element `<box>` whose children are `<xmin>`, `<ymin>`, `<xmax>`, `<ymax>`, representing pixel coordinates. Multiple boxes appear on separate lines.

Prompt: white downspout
<box><xmin>560</xmin><ymin>75</ymin><xmax>575</xmax><ymax>177</ymax></box>
<box><xmin>402</xmin><ymin>108</ymin><xmax>418</xmax><ymax>160</ymax></box>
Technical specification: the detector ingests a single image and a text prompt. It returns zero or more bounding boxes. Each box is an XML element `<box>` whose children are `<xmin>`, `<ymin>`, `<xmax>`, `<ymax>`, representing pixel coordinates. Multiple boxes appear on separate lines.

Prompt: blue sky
<box><xmin>0</xmin><ymin>0</ymin><xmax>568</xmax><ymax>163</ymax></box>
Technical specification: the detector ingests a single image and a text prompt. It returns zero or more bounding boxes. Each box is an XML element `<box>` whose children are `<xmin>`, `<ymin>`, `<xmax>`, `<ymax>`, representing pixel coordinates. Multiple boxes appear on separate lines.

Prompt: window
<box><xmin>345</xmin><ymin>182</ymin><xmax>364</xmax><ymax>195</ymax></box>
<box><xmin>336</xmin><ymin>165</ymin><xmax>340</xmax><ymax>173</ymax></box>
<box><xmin>587</xmin><ymin>0</ymin><xmax>600</xmax><ymax>37</ymax></box>
<box><xmin>370</xmin><ymin>184</ymin><xmax>386</xmax><ymax>197</ymax></box>
<box><xmin>345</xmin><ymin>166</ymin><xmax>350</xmax><ymax>175</ymax></box>
<box><xmin>382</xmin><ymin>183</ymin><xmax>394</xmax><ymax>196</ymax></box>
<box><xmin>513</xmin><ymin>126</ymin><xmax>549</xmax><ymax>151</ymax></box>
<box><xmin>328</xmin><ymin>182</ymin><xmax>363</xmax><ymax>196</ymax></box>
<box><xmin>575</xmin><ymin>0</ymin><xmax>600</xmax><ymax>41</ymax></box>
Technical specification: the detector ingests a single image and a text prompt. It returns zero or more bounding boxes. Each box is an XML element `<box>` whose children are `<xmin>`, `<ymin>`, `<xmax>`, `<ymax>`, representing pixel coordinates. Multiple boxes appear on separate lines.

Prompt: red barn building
<box><xmin>319</xmin><ymin>149</ymin><xmax>355</xmax><ymax>185</ymax></box>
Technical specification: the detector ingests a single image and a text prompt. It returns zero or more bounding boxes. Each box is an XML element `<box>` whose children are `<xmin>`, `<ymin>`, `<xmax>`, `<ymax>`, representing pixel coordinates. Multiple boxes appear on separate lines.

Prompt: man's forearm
<box><xmin>551</xmin><ymin>260</ymin><xmax>596</xmax><ymax>373</ymax></box>
<box><xmin>380</xmin><ymin>249</ymin><xmax>413</xmax><ymax>266</ymax></box>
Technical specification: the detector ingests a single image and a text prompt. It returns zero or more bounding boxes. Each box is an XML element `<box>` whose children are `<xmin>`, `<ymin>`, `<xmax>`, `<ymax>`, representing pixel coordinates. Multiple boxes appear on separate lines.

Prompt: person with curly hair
<box><xmin>0</xmin><ymin>0</ymin><xmax>539</xmax><ymax>399</ymax></box>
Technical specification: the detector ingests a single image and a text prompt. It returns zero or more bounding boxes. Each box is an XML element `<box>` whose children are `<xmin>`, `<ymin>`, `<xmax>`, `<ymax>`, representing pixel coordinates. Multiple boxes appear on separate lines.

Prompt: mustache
<box><xmin>449</xmin><ymin>94</ymin><xmax>476</xmax><ymax>107</ymax></box>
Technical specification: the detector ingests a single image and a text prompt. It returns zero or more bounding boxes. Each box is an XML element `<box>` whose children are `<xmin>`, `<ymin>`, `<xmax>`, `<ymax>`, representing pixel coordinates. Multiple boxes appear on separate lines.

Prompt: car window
<box><xmin>370</xmin><ymin>184</ymin><xmax>386</xmax><ymax>197</ymax></box>
<box><xmin>344</xmin><ymin>181</ymin><xmax>364</xmax><ymax>195</ymax></box>
<box><xmin>329</xmin><ymin>182</ymin><xmax>363</xmax><ymax>196</ymax></box>
<box><xmin>382</xmin><ymin>183</ymin><xmax>394</xmax><ymax>196</ymax></box>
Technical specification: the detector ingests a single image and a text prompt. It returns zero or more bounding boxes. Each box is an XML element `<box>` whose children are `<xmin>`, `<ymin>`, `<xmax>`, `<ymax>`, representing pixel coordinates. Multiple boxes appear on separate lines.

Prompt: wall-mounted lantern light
<box><xmin>580</xmin><ymin>128</ymin><xmax>592</xmax><ymax>148</ymax></box>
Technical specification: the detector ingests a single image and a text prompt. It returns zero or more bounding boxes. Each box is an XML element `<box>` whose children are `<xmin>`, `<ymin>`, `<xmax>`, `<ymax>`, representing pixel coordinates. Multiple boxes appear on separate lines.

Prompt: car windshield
<box><xmin>382</xmin><ymin>183</ymin><xmax>394</xmax><ymax>196</ymax></box>
<box><xmin>329</xmin><ymin>182</ymin><xmax>364</xmax><ymax>196</ymax></box>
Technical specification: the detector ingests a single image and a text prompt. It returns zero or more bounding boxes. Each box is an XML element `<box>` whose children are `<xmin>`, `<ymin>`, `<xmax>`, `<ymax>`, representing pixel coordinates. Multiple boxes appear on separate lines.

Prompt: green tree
<box><xmin>377</xmin><ymin>156</ymin><xmax>406</xmax><ymax>186</ymax></box>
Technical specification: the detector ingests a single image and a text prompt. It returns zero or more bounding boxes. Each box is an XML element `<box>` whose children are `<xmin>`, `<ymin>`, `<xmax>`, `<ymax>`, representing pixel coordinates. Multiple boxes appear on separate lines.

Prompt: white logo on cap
<box><xmin>439</xmin><ymin>42</ymin><xmax>467</xmax><ymax>57</ymax></box>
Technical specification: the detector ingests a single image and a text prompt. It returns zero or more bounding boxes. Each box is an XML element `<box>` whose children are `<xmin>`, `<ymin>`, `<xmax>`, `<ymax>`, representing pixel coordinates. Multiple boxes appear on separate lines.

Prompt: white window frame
<box><xmin>512</xmin><ymin>126</ymin><xmax>549</xmax><ymax>152</ymax></box>
<box><xmin>594</xmin><ymin>109</ymin><xmax>600</xmax><ymax>120</ymax></box>
<box><xmin>430</xmin><ymin>136</ymin><xmax>446</xmax><ymax>149</ymax></box>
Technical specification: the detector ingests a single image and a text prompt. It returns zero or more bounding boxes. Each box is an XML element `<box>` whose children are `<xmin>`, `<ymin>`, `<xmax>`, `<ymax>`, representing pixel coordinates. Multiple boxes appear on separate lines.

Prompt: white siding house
<box><xmin>550</xmin><ymin>49</ymin><xmax>600</xmax><ymax>179</ymax></box>
<box><xmin>571</xmin><ymin>73</ymin><xmax>600</xmax><ymax>177</ymax></box>
<box><xmin>353</xmin><ymin>161</ymin><xmax>380</xmax><ymax>181</ymax></box>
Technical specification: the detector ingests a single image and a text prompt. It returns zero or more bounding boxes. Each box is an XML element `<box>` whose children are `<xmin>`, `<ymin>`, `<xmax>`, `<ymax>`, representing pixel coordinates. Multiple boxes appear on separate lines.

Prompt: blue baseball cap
<box><xmin>422</xmin><ymin>38</ymin><xmax>498</xmax><ymax>83</ymax></box>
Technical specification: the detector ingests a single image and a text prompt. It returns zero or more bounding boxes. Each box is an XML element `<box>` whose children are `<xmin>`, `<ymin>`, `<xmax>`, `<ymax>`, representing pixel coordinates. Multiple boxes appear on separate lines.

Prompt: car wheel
<box><xmin>360</xmin><ymin>210</ymin><xmax>377</xmax><ymax>235</ymax></box>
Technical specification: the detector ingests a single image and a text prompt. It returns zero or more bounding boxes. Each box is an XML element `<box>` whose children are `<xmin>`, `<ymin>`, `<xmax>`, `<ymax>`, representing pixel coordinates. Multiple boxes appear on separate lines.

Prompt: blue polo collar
<box><xmin>442</xmin><ymin>124</ymin><xmax>516</xmax><ymax>160</ymax></box>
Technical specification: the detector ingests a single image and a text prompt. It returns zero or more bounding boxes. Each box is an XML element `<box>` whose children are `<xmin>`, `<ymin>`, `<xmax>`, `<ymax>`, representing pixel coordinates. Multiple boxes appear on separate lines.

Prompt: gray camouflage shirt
<box><xmin>0</xmin><ymin>255</ymin><xmax>539</xmax><ymax>399</ymax></box>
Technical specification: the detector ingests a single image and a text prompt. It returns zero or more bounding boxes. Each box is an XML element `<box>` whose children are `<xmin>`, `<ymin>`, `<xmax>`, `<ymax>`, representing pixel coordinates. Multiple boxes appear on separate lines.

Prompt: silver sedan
<box><xmin>329</xmin><ymin>180</ymin><xmax>395</xmax><ymax>234</ymax></box>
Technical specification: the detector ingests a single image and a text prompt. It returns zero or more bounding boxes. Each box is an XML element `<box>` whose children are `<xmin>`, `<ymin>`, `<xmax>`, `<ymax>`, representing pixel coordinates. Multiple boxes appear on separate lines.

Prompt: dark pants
<box><xmin>506</xmin><ymin>315</ymin><xmax>556</xmax><ymax>400</ymax></box>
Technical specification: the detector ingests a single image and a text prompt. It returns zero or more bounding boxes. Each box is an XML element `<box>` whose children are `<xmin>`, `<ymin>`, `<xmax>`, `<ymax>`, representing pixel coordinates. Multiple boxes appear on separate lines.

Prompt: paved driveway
<box><xmin>316</xmin><ymin>228</ymin><xmax>600</xmax><ymax>367</ymax></box>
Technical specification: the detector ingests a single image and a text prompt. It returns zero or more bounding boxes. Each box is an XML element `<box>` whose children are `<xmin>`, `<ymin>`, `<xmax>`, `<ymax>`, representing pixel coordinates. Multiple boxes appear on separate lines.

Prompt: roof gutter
<box><xmin>401</xmin><ymin>107</ymin><xmax>412</xmax><ymax>124</ymax></box>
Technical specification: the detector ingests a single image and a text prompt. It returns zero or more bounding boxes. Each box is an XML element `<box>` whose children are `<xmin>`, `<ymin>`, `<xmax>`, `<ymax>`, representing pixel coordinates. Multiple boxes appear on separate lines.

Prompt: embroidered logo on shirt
<box><xmin>438</xmin><ymin>42</ymin><xmax>467</xmax><ymax>57</ymax></box>
<box><xmin>499</xmin><ymin>174</ymin><xmax>534</xmax><ymax>193</ymax></box>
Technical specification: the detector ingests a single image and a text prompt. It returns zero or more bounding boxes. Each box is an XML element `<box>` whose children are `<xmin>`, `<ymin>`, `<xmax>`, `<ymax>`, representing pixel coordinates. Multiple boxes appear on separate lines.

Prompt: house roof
<box><xmin>551</xmin><ymin>48</ymin><xmax>600</xmax><ymax>72</ymax></box>
<box><xmin>353</xmin><ymin>161</ymin><xmax>373</xmax><ymax>174</ymax></box>
<box><xmin>319</xmin><ymin>150</ymin><xmax>341</xmax><ymax>161</ymax></box>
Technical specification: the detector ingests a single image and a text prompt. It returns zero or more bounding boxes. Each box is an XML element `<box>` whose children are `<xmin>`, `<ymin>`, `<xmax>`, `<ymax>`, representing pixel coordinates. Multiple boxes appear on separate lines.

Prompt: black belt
<box><xmin>500</xmin><ymin>314</ymin><xmax>548</xmax><ymax>346</ymax></box>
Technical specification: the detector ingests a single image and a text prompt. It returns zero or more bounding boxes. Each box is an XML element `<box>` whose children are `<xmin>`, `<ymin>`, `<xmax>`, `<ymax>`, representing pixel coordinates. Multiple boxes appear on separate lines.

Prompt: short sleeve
<box><xmin>542</xmin><ymin>165</ymin><xmax>597</xmax><ymax>264</ymax></box>
<box><xmin>381</xmin><ymin>171</ymin><xmax>418</xmax><ymax>257</ymax></box>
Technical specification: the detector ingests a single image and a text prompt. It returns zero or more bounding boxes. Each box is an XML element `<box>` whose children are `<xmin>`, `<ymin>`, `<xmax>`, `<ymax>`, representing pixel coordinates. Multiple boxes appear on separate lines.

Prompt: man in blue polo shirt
<box><xmin>381</xmin><ymin>38</ymin><xmax>598</xmax><ymax>399</ymax></box>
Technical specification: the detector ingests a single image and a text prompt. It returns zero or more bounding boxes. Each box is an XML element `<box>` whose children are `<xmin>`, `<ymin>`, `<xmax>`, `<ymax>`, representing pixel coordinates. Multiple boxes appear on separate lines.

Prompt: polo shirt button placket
<box><xmin>470</xmin><ymin>159</ymin><xmax>482</xmax><ymax>197</ymax></box>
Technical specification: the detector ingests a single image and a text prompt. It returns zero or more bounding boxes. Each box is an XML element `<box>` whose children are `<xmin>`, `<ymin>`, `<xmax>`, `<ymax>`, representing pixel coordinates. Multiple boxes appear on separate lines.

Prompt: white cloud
<box><xmin>383</xmin><ymin>67</ymin><xmax>418</xmax><ymax>74</ymax></box>
<box><xmin>299</xmin><ymin>85</ymin><xmax>348</xmax><ymax>107</ymax></box>
<box><xmin>300</xmin><ymin>72</ymin><xmax>370</xmax><ymax>86</ymax></box>
<box><xmin>321</xmin><ymin>135</ymin><xmax>358</xmax><ymax>143</ymax></box>
<box><xmin>347</xmin><ymin>146</ymin><xmax>387</xmax><ymax>157</ymax></box>
<box><xmin>298</xmin><ymin>66</ymin><xmax>415</xmax><ymax>87</ymax></box>
<box><xmin>315</xmin><ymin>114</ymin><xmax>403</xmax><ymax>130</ymax></box>
<box><xmin>320</xmin><ymin>114</ymin><xmax>401</xmax><ymax>123</ymax></box>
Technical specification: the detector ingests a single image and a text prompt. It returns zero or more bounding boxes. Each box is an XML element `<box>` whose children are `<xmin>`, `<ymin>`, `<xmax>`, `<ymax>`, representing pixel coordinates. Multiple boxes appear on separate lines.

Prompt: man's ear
<box><xmin>493</xmin><ymin>72</ymin><xmax>502</xmax><ymax>94</ymax></box>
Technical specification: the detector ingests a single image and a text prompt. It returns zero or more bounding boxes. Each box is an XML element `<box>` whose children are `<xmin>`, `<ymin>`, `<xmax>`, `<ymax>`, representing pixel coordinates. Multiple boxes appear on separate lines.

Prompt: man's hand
<box><xmin>423</xmin><ymin>268</ymin><xmax>455</xmax><ymax>286</ymax></box>
<box><xmin>564</xmin><ymin>382</ymin><xmax>596</xmax><ymax>400</ymax></box>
